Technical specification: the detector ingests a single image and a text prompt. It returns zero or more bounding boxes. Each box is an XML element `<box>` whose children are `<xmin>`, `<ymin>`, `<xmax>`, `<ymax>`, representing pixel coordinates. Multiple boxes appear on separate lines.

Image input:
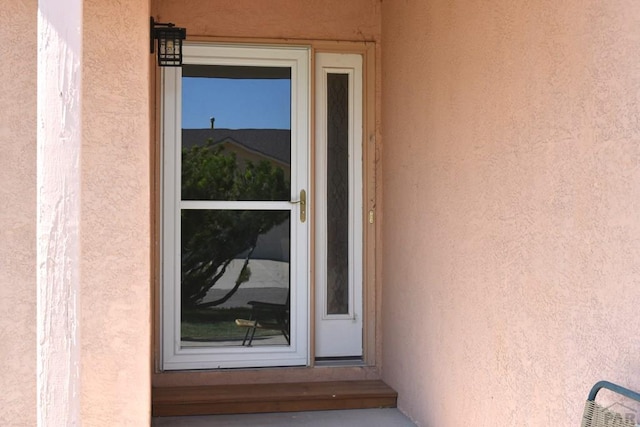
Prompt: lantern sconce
<box><xmin>150</xmin><ymin>17</ymin><xmax>186</xmax><ymax>67</ymax></box>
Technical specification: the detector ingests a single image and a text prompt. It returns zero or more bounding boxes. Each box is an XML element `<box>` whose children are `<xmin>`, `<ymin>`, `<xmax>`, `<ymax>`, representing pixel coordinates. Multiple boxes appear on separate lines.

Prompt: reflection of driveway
<box><xmin>181</xmin><ymin>335</ymin><xmax>288</xmax><ymax>347</ymax></box>
<box><xmin>204</xmin><ymin>287</ymin><xmax>288</xmax><ymax>308</ymax></box>
<box><xmin>201</xmin><ymin>259</ymin><xmax>289</xmax><ymax>308</ymax></box>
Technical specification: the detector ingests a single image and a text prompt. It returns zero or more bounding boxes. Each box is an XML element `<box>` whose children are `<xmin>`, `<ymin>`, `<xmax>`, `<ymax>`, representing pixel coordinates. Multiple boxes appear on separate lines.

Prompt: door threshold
<box><xmin>314</xmin><ymin>357</ymin><xmax>364</xmax><ymax>367</ymax></box>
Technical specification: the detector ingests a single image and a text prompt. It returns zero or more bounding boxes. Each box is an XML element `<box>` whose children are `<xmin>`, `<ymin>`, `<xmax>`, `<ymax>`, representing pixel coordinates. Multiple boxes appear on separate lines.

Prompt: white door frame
<box><xmin>161</xmin><ymin>44</ymin><xmax>310</xmax><ymax>370</ymax></box>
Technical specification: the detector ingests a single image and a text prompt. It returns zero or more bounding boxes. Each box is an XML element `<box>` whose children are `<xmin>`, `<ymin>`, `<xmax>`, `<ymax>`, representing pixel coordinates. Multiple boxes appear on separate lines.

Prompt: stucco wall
<box><xmin>79</xmin><ymin>0</ymin><xmax>151</xmax><ymax>424</ymax></box>
<box><xmin>382</xmin><ymin>1</ymin><xmax>640</xmax><ymax>426</ymax></box>
<box><xmin>155</xmin><ymin>0</ymin><xmax>380</xmax><ymax>41</ymax></box>
<box><xmin>0</xmin><ymin>1</ymin><xmax>37</xmax><ymax>425</ymax></box>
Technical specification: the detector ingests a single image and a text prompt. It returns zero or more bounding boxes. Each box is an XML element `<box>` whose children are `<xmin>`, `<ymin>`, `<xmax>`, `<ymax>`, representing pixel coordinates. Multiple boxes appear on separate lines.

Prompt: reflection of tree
<box><xmin>181</xmin><ymin>141</ymin><xmax>289</xmax><ymax>309</ymax></box>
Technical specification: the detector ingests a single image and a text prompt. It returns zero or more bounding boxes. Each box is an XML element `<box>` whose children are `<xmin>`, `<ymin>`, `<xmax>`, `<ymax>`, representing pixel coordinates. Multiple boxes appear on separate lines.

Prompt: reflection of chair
<box><xmin>582</xmin><ymin>381</ymin><xmax>640</xmax><ymax>427</ymax></box>
<box><xmin>235</xmin><ymin>292</ymin><xmax>290</xmax><ymax>346</ymax></box>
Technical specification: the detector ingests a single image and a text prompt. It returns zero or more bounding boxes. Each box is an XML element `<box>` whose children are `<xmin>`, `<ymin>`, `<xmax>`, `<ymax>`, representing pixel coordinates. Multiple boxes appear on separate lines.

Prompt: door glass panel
<box><xmin>181</xmin><ymin>65</ymin><xmax>291</xmax><ymax>201</ymax></box>
<box><xmin>180</xmin><ymin>210</ymin><xmax>290</xmax><ymax>348</ymax></box>
<box><xmin>179</xmin><ymin>64</ymin><xmax>293</xmax><ymax>348</ymax></box>
<box><xmin>326</xmin><ymin>74</ymin><xmax>349</xmax><ymax>315</ymax></box>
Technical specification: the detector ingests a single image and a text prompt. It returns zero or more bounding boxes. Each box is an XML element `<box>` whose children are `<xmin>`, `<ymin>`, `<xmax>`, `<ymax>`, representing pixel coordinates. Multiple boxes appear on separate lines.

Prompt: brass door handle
<box><xmin>290</xmin><ymin>189</ymin><xmax>306</xmax><ymax>223</ymax></box>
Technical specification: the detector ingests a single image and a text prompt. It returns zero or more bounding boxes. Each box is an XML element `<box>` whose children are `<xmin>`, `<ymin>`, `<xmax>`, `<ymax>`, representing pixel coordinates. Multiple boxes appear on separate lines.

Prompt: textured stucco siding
<box><xmin>381</xmin><ymin>1</ymin><xmax>640</xmax><ymax>426</ymax></box>
<box><xmin>0</xmin><ymin>1</ymin><xmax>37</xmax><ymax>425</ymax></box>
<box><xmin>2</xmin><ymin>0</ymin><xmax>152</xmax><ymax>425</ymax></box>
<box><xmin>155</xmin><ymin>0</ymin><xmax>381</xmax><ymax>42</ymax></box>
<box><xmin>79</xmin><ymin>0</ymin><xmax>151</xmax><ymax>425</ymax></box>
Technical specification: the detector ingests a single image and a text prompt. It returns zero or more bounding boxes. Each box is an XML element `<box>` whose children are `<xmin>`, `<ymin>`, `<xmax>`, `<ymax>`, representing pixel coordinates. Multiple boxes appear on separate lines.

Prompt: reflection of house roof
<box><xmin>182</xmin><ymin>128</ymin><xmax>291</xmax><ymax>165</ymax></box>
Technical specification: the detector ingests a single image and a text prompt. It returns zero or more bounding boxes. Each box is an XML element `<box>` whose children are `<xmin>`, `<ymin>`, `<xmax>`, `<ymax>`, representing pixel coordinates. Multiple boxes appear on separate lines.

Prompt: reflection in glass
<box><xmin>180</xmin><ymin>210</ymin><xmax>290</xmax><ymax>347</ymax></box>
<box><xmin>181</xmin><ymin>139</ymin><xmax>290</xmax><ymax>201</ymax></box>
<box><xmin>326</xmin><ymin>74</ymin><xmax>349</xmax><ymax>315</ymax></box>
<box><xmin>181</xmin><ymin>65</ymin><xmax>292</xmax><ymax>201</ymax></box>
<box><xmin>179</xmin><ymin>64</ymin><xmax>294</xmax><ymax>347</ymax></box>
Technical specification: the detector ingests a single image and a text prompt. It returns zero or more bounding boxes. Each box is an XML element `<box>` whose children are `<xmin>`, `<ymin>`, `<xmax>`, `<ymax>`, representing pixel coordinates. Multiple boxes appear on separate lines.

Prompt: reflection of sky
<box><xmin>182</xmin><ymin>77</ymin><xmax>291</xmax><ymax>130</ymax></box>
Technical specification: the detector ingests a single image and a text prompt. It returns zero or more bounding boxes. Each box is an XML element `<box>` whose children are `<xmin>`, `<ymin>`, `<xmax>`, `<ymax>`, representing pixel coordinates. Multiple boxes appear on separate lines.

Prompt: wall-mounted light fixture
<box><xmin>150</xmin><ymin>17</ymin><xmax>186</xmax><ymax>67</ymax></box>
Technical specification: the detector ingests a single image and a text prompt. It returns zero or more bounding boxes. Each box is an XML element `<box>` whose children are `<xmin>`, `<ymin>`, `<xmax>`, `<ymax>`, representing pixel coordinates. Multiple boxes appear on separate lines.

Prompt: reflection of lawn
<box><xmin>181</xmin><ymin>307</ymin><xmax>279</xmax><ymax>341</ymax></box>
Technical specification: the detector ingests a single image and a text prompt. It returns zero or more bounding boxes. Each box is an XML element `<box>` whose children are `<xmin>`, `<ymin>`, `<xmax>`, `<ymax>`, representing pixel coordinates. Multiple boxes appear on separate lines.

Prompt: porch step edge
<box><xmin>152</xmin><ymin>380</ymin><xmax>398</xmax><ymax>417</ymax></box>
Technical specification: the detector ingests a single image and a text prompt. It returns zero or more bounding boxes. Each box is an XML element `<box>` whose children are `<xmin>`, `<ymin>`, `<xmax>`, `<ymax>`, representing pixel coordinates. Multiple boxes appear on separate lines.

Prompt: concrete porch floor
<box><xmin>152</xmin><ymin>408</ymin><xmax>416</xmax><ymax>426</ymax></box>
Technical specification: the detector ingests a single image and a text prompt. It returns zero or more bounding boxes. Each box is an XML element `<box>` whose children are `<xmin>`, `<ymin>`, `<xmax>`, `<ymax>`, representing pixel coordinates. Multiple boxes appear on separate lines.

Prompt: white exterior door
<box><xmin>161</xmin><ymin>44</ymin><xmax>309</xmax><ymax>370</ymax></box>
